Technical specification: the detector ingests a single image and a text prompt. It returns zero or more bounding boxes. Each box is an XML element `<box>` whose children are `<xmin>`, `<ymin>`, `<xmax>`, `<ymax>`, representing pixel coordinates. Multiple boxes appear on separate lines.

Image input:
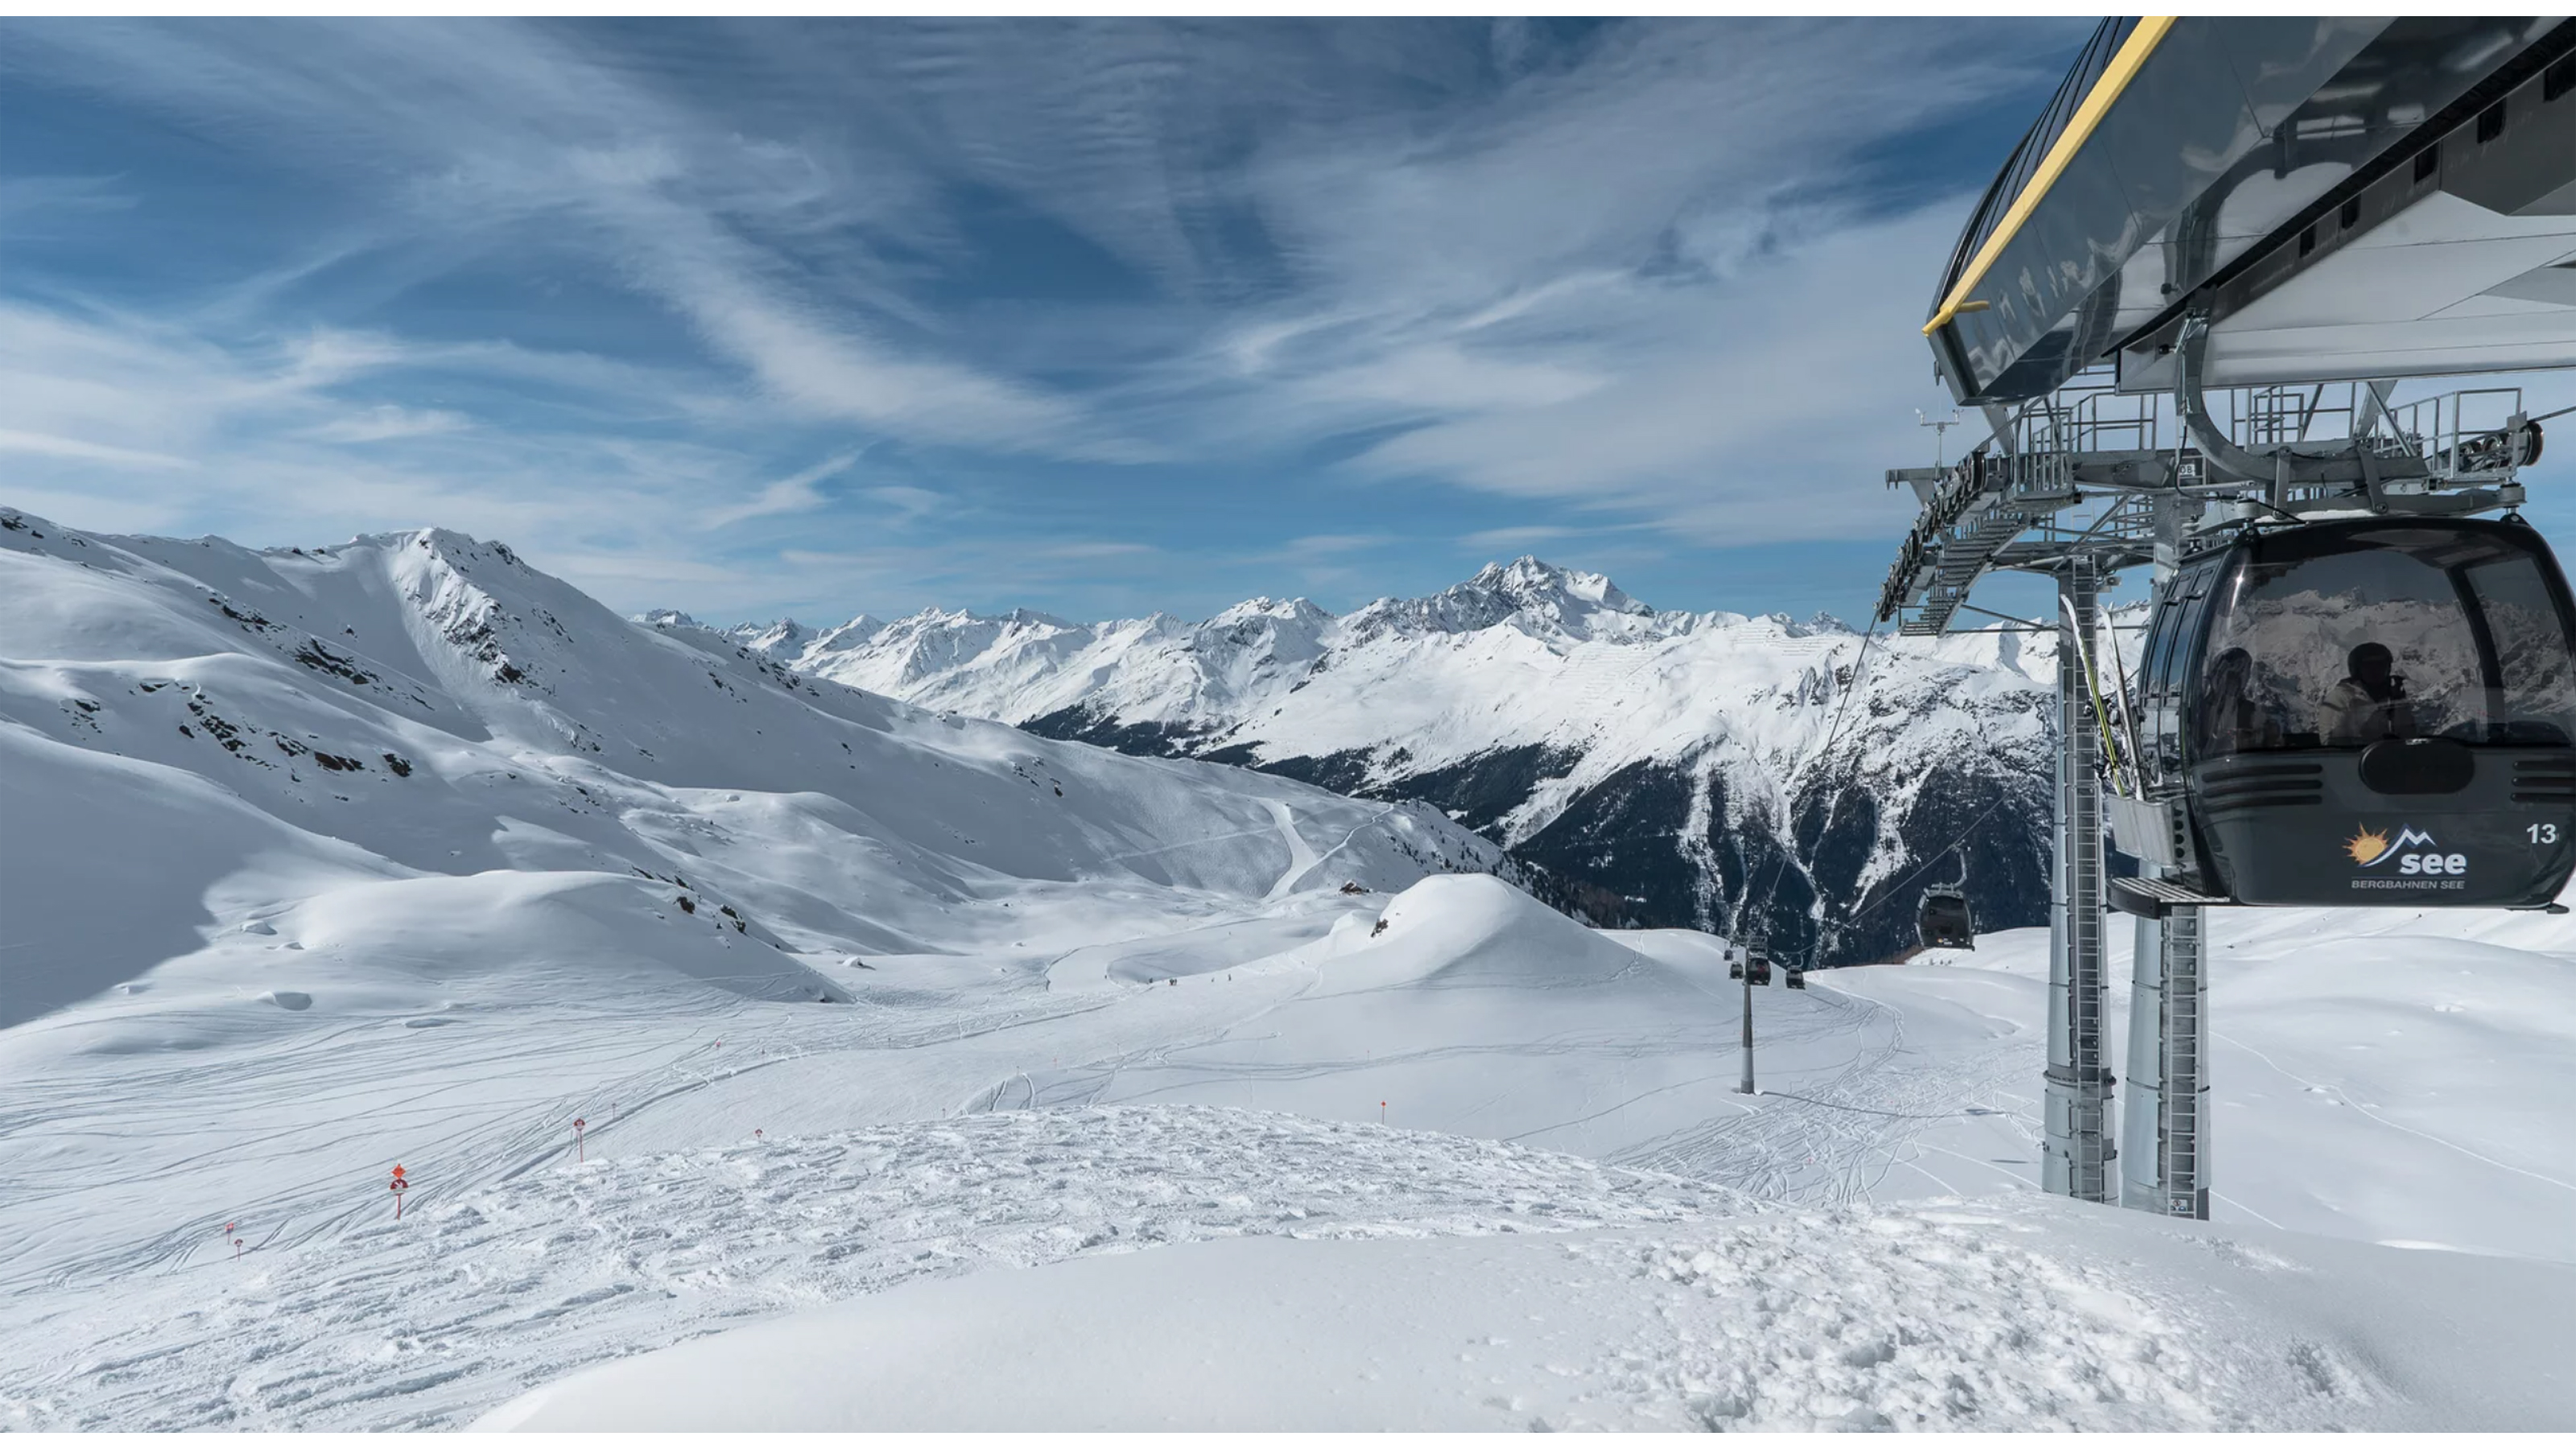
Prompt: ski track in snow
<box><xmin>2214</xmin><ymin>1027</ymin><xmax>2576</xmax><ymax>1199</ymax></box>
<box><xmin>1260</xmin><ymin>799</ymin><xmax>1321</xmax><ymax>902</ymax></box>
<box><xmin>1610</xmin><ymin>993</ymin><xmax>2037</xmax><ymax>1206</ymax></box>
<box><xmin>0</xmin><ymin>1107</ymin><xmax>1740</xmax><ymax>1431</ymax></box>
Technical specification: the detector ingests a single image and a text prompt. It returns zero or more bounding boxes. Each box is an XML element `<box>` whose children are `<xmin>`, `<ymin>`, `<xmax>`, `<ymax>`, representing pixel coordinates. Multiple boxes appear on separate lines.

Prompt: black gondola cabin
<box><xmin>1918</xmin><ymin>890</ymin><xmax>1977</xmax><ymax>951</ymax></box>
<box><xmin>2132</xmin><ymin>517</ymin><xmax>2576</xmax><ymax>909</ymax></box>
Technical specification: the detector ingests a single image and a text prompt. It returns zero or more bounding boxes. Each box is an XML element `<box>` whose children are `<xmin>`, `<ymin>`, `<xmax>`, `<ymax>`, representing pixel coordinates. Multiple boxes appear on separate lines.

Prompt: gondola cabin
<box><xmin>2130</xmin><ymin>517</ymin><xmax>2576</xmax><ymax>910</ymax></box>
<box><xmin>1917</xmin><ymin>890</ymin><xmax>1976</xmax><ymax>951</ymax></box>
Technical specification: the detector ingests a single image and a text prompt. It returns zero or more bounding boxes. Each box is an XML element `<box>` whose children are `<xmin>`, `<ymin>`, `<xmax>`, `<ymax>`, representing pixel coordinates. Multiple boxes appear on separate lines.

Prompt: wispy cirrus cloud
<box><xmin>2</xmin><ymin>19</ymin><xmax>1139</xmax><ymax>463</ymax></box>
<box><xmin>704</xmin><ymin>451</ymin><xmax>861</xmax><ymax>529</ymax></box>
<box><xmin>0</xmin><ymin>427</ymin><xmax>189</xmax><ymax>469</ymax></box>
<box><xmin>303</xmin><ymin>404</ymin><xmax>471</xmax><ymax>444</ymax></box>
<box><xmin>0</xmin><ymin>17</ymin><xmax>2094</xmax><ymax>624</ymax></box>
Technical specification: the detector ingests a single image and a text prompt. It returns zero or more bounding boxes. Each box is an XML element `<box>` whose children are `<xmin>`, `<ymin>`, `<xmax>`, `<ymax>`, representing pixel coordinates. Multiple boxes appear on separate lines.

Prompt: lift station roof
<box><xmin>1928</xmin><ymin>17</ymin><xmax>2576</xmax><ymax>405</ymax></box>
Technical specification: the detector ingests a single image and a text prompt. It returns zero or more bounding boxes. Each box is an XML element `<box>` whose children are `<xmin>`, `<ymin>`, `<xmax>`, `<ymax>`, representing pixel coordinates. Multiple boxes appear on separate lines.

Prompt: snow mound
<box><xmin>1360</xmin><ymin>869</ymin><xmax>1652</xmax><ymax>987</ymax></box>
<box><xmin>1002</xmin><ymin>873</ymin><xmax>2033</xmax><ymax>1188</ymax></box>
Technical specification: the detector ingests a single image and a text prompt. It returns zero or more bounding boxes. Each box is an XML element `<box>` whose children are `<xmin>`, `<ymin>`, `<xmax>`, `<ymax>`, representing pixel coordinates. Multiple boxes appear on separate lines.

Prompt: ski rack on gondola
<box><xmin>1870</xmin><ymin>14</ymin><xmax>2576</xmax><ymax>1227</ymax></box>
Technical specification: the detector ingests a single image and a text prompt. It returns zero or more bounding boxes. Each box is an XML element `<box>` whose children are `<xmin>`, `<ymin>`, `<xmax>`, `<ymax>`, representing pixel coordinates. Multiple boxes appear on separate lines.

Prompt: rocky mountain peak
<box><xmin>1354</xmin><ymin>556</ymin><xmax>1656</xmax><ymax>643</ymax></box>
<box><xmin>1464</xmin><ymin>557</ymin><xmax>1649</xmax><ymax>617</ymax></box>
<box><xmin>730</xmin><ymin>619</ymin><xmax>812</xmax><ymax>658</ymax></box>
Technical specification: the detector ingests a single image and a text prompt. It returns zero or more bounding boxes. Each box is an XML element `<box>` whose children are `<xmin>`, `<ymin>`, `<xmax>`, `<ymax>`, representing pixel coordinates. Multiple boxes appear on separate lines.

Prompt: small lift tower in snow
<box><xmin>1877</xmin><ymin>16</ymin><xmax>2576</xmax><ymax>1217</ymax></box>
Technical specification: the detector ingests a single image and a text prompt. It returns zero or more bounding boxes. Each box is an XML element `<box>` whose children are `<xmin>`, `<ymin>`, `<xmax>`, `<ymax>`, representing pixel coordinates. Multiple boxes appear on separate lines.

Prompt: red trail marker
<box><xmin>390</xmin><ymin>1164</ymin><xmax>410</xmax><ymax>1220</ymax></box>
<box><xmin>574</xmin><ymin>1117</ymin><xmax>588</xmax><ymax>1163</ymax></box>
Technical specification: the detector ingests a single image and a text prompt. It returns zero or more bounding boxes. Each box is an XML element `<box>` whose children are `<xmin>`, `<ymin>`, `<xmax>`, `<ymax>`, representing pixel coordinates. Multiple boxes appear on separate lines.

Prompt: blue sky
<box><xmin>1</xmin><ymin>17</ymin><xmax>2105</xmax><ymax>627</ymax></box>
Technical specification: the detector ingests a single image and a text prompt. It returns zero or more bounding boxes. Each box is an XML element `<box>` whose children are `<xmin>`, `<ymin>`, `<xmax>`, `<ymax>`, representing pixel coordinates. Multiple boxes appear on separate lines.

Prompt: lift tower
<box><xmin>1878</xmin><ymin>15</ymin><xmax>2576</xmax><ymax>1216</ymax></box>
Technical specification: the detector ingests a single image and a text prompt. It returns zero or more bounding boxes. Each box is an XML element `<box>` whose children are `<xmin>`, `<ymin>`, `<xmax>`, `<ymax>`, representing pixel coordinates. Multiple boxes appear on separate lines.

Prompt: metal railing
<box><xmin>2388</xmin><ymin>386</ymin><xmax>2530</xmax><ymax>482</ymax></box>
<box><xmin>2237</xmin><ymin>382</ymin><xmax>2355</xmax><ymax>447</ymax></box>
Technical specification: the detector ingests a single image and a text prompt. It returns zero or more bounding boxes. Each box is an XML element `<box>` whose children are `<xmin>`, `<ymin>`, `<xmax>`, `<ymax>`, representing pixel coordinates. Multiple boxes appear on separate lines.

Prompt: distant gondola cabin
<box><xmin>1918</xmin><ymin>890</ymin><xmax>1976</xmax><ymax>951</ymax></box>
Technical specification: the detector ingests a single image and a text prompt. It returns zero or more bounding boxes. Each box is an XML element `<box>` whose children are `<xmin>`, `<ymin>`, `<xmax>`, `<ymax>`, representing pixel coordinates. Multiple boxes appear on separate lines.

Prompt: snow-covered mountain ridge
<box><xmin>664</xmin><ymin>559</ymin><xmax>2062</xmax><ymax>964</ymax></box>
<box><xmin>0</xmin><ymin>503</ymin><xmax>1501</xmax><ymax>1034</ymax></box>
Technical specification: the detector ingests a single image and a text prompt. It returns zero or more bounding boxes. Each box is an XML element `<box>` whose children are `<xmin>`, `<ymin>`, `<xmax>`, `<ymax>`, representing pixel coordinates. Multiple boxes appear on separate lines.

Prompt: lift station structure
<box><xmin>1876</xmin><ymin>16</ymin><xmax>2576</xmax><ymax>1217</ymax></box>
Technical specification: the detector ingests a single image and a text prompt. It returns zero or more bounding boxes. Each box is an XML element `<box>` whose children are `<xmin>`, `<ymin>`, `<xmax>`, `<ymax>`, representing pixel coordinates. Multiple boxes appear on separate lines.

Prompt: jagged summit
<box><xmin>1468</xmin><ymin>556</ymin><xmax>1650</xmax><ymax>617</ymax></box>
<box><xmin>1352</xmin><ymin>556</ymin><xmax>1657</xmax><ymax>644</ymax></box>
<box><xmin>1205</xmin><ymin>596</ymin><xmax>1331</xmax><ymax>629</ymax></box>
<box><xmin>801</xmin><ymin>613</ymin><xmax>890</xmax><ymax>657</ymax></box>
<box><xmin>732</xmin><ymin>619</ymin><xmax>812</xmax><ymax>658</ymax></box>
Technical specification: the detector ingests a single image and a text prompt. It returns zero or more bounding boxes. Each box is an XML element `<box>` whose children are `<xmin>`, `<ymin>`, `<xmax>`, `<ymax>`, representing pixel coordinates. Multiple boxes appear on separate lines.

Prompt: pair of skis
<box><xmin>2059</xmin><ymin>597</ymin><xmax>2146</xmax><ymax>799</ymax></box>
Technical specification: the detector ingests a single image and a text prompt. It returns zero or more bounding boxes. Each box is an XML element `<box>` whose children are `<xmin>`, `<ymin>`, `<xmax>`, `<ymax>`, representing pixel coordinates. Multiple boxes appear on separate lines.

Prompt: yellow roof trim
<box><xmin>1923</xmin><ymin>15</ymin><xmax>2177</xmax><ymax>338</ymax></box>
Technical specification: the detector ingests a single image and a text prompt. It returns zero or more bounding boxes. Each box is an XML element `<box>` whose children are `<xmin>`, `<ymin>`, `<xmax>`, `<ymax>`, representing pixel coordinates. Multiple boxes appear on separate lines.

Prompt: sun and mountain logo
<box><xmin>2345</xmin><ymin>824</ymin><xmax>2437</xmax><ymax>869</ymax></box>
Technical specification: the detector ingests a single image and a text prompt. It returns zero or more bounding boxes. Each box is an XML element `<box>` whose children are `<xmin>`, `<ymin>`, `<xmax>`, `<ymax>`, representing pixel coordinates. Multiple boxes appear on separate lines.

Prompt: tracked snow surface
<box><xmin>8</xmin><ymin>504</ymin><xmax>2576</xmax><ymax>1430</ymax></box>
<box><xmin>657</xmin><ymin>558</ymin><xmax>2065</xmax><ymax>965</ymax></box>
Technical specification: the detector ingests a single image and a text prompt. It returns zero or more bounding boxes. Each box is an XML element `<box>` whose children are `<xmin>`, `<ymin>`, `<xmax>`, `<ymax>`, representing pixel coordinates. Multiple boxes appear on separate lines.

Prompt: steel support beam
<box><xmin>2120</xmin><ymin>891</ymin><xmax>2209</xmax><ymax>1217</ymax></box>
<box><xmin>1737</xmin><ymin>939</ymin><xmax>1757</xmax><ymax>1096</ymax></box>
<box><xmin>2120</xmin><ymin>905</ymin><xmax>2162</xmax><ymax>1209</ymax></box>
<box><xmin>2043</xmin><ymin>560</ymin><xmax>2114</xmax><ymax>1200</ymax></box>
<box><xmin>2157</xmin><ymin>903</ymin><xmax>2209</xmax><ymax>1217</ymax></box>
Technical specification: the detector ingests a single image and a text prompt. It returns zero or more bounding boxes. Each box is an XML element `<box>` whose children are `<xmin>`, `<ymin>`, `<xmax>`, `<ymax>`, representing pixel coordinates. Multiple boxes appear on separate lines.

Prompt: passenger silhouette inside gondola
<box><xmin>2321</xmin><ymin>641</ymin><xmax>2415</xmax><ymax>745</ymax></box>
<box><xmin>2200</xmin><ymin>646</ymin><xmax>2284</xmax><ymax>753</ymax></box>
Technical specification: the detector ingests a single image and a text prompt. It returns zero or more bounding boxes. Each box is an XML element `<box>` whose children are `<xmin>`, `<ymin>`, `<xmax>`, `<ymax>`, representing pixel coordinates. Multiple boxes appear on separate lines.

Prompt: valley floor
<box><xmin>6</xmin><ymin>874</ymin><xmax>2576</xmax><ymax>1430</ymax></box>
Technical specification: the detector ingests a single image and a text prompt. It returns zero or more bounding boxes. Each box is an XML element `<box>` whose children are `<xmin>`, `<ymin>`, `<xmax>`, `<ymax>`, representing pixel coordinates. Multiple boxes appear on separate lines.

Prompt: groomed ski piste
<box><xmin>7</xmin><ymin>506</ymin><xmax>2576</xmax><ymax>1431</ymax></box>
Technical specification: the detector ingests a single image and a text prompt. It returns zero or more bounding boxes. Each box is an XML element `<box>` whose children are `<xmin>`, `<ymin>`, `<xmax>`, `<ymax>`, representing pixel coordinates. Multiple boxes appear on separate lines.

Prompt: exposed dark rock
<box><xmin>1393</xmin><ymin>744</ymin><xmax>1584</xmax><ymax>834</ymax></box>
<box><xmin>1022</xmin><ymin>704</ymin><xmax>1207</xmax><ymax>758</ymax></box>
<box><xmin>292</xmin><ymin>638</ymin><xmax>374</xmax><ymax>687</ymax></box>
<box><xmin>1224</xmin><ymin>748</ymin><xmax>1377</xmax><ymax>798</ymax></box>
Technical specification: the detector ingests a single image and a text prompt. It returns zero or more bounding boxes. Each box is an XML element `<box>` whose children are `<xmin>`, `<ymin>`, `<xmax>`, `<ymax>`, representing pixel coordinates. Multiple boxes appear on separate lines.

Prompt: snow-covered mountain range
<box><xmin>654</xmin><ymin>559</ymin><xmax>2062</xmax><ymax>964</ymax></box>
<box><xmin>0</xmin><ymin>505</ymin><xmax>1498</xmax><ymax>1034</ymax></box>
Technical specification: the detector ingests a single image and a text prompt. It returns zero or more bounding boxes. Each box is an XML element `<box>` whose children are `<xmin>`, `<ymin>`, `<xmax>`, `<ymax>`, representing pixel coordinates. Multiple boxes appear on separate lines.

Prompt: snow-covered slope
<box><xmin>13</xmin><ymin>857</ymin><xmax>2576</xmax><ymax>1430</ymax></box>
<box><xmin>481</xmin><ymin>1196</ymin><xmax>2576</xmax><ymax>1432</ymax></box>
<box><xmin>0</xmin><ymin>503</ymin><xmax>1497</xmax><ymax>1037</ymax></box>
<box><xmin>668</xmin><ymin>558</ymin><xmax>2061</xmax><ymax>964</ymax></box>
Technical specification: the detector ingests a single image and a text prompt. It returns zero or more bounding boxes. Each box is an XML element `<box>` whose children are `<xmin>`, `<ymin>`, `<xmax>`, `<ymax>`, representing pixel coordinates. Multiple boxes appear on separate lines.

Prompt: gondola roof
<box><xmin>1927</xmin><ymin>16</ymin><xmax>2576</xmax><ymax>404</ymax></box>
